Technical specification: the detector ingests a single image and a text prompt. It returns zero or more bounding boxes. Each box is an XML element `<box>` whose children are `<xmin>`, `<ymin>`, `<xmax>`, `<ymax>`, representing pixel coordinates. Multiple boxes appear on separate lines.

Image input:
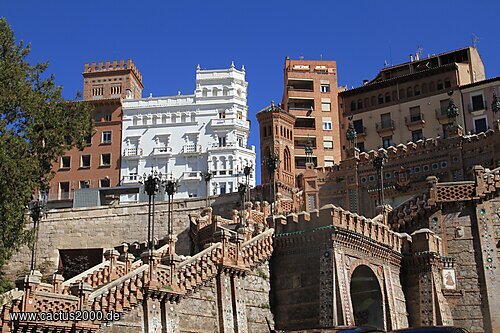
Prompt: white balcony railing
<box><xmin>122</xmin><ymin>174</ymin><xmax>141</xmax><ymax>184</ymax></box>
<box><xmin>181</xmin><ymin>144</ymin><xmax>202</xmax><ymax>154</ymax></box>
<box><xmin>152</xmin><ymin>146</ymin><xmax>173</xmax><ymax>155</ymax></box>
<box><xmin>123</xmin><ymin>147</ymin><xmax>143</xmax><ymax>157</ymax></box>
<box><xmin>181</xmin><ymin>171</ymin><xmax>202</xmax><ymax>181</ymax></box>
<box><xmin>211</xmin><ymin>118</ymin><xmax>250</xmax><ymax>129</ymax></box>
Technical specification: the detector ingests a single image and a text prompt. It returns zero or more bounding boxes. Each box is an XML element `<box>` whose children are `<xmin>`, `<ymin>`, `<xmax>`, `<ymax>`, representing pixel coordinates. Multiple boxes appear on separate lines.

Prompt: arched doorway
<box><xmin>350</xmin><ymin>265</ymin><xmax>384</xmax><ymax>329</ymax></box>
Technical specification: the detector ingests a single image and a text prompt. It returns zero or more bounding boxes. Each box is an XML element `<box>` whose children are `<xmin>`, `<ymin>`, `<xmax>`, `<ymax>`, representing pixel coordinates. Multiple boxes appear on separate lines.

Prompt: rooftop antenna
<box><xmin>320</xmin><ymin>54</ymin><xmax>323</xmax><ymax>60</ymax></box>
<box><xmin>472</xmin><ymin>33</ymin><xmax>480</xmax><ymax>48</ymax></box>
<box><xmin>299</xmin><ymin>54</ymin><xmax>304</xmax><ymax>60</ymax></box>
<box><xmin>416</xmin><ymin>46</ymin><xmax>424</xmax><ymax>60</ymax></box>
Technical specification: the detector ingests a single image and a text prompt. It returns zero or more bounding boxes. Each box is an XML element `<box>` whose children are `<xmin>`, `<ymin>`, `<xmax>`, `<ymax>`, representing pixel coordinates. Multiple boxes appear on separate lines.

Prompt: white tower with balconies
<box><xmin>120</xmin><ymin>63</ymin><xmax>256</xmax><ymax>201</ymax></box>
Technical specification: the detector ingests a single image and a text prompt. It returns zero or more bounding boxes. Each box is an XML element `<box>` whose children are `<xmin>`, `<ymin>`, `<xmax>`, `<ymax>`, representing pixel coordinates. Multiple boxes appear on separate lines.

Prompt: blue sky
<box><xmin>2</xmin><ymin>0</ymin><xmax>499</xmax><ymax>183</ymax></box>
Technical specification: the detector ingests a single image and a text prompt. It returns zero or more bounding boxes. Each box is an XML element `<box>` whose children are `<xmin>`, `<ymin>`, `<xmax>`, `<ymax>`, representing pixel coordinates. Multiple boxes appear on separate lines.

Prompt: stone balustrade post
<box><xmin>15</xmin><ymin>270</ymin><xmax>42</xmax><ymax>312</ymax></box>
<box><xmin>104</xmin><ymin>249</ymin><xmax>120</xmax><ymax>280</ymax></box>
<box><xmin>49</xmin><ymin>273</ymin><xmax>65</xmax><ymax>293</ymax></box>
<box><xmin>70</xmin><ymin>282</ymin><xmax>93</xmax><ymax>310</ymax></box>
<box><xmin>120</xmin><ymin>252</ymin><xmax>135</xmax><ymax>274</ymax></box>
<box><xmin>141</xmin><ymin>250</ymin><xmax>161</xmax><ymax>288</ymax></box>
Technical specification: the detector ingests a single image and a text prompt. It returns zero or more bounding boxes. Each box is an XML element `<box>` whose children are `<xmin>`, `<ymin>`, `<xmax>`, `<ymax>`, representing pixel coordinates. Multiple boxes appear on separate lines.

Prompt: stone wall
<box><xmin>4</xmin><ymin>194</ymin><xmax>241</xmax><ymax>282</ymax></box>
<box><xmin>99</xmin><ymin>264</ymin><xmax>273</xmax><ymax>333</ymax></box>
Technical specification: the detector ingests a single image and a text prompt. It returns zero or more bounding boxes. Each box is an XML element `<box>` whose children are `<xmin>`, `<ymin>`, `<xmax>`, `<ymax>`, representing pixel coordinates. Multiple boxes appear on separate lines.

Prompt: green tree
<box><xmin>0</xmin><ymin>18</ymin><xmax>93</xmax><ymax>292</ymax></box>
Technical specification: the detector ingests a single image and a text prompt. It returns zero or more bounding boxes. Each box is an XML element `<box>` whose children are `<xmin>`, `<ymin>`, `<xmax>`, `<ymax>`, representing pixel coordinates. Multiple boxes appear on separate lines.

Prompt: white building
<box><xmin>120</xmin><ymin>64</ymin><xmax>256</xmax><ymax>201</ymax></box>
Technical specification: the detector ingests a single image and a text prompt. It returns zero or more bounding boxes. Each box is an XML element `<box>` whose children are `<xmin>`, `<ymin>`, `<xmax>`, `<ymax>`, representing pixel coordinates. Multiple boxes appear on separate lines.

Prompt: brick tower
<box><xmin>256</xmin><ymin>102</ymin><xmax>296</xmax><ymax>210</ymax></box>
<box><xmin>48</xmin><ymin>60</ymin><xmax>143</xmax><ymax>207</ymax></box>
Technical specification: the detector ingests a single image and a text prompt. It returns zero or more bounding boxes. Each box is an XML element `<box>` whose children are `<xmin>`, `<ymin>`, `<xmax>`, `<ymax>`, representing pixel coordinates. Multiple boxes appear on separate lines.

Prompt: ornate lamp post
<box><xmin>237</xmin><ymin>165</ymin><xmax>252</xmax><ymax>226</ymax></box>
<box><xmin>202</xmin><ymin>171</ymin><xmax>212</xmax><ymax>207</ymax></box>
<box><xmin>305</xmin><ymin>140</ymin><xmax>314</xmax><ymax>165</ymax></box>
<box><xmin>28</xmin><ymin>193</ymin><xmax>47</xmax><ymax>272</ymax></box>
<box><xmin>492</xmin><ymin>92</ymin><xmax>500</xmax><ymax>125</ymax></box>
<box><xmin>372</xmin><ymin>153</ymin><xmax>387</xmax><ymax>206</ymax></box>
<box><xmin>446</xmin><ymin>94</ymin><xmax>460</xmax><ymax>126</ymax></box>
<box><xmin>141</xmin><ymin>169</ymin><xmax>162</xmax><ymax>251</ymax></box>
<box><xmin>165</xmin><ymin>178</ymin><xmax>178</xmax><ymax>241</ymax></box>
<box><xmin>263</xmin><ymin>152</ymin><xmax>279</xmax><ymax>215</ymax></box>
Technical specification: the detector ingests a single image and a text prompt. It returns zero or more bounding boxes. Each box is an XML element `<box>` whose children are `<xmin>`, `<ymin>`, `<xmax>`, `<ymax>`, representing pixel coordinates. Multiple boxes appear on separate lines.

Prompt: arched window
<box><xmin>284</xmin><ymin>147</ymin><xmax>291</xmax><ymax>172</ymax></box>
<box><xmin>202</xmin><ymin>88</ymin><xmax>208</xmax><ymax>97</ymax></box>
<box><xmin>371</xmin><ymin>96</ymin><xmax>376</xmax><ymax>106</ymax></box>
<box><xmin>363</xmin><ymin>98</ymin><xmax>369</xmax><ymax>108</ymax></box>
<box><xmin>228</xmin><ymin>156</ymin><xmax>234</xmax><ymax>172</ymax></box>
<box><xmin>268</xmin><ymin>125</ymin><xmax>272</xmax><ymax>136</ymax></box>
<box><xmin>190</xmin><ymin>113</ymin><xmax>196</xmax><ymax>122</ymax></box>
<box><xmin>263</xmin><ymin>126</ymin><xmax>267</xmax><ymax>137</ymax></box>
<box><xmin>181</xmin><ymin>113</ymin><xmax>187</xmax><ymax>123</ymax></box>
<box><xmin>385</xmin><ymin>92</ymin><xmax>391</xmax><ymax>103</ymax></box>
<box><xmin>280</xmin><ymin>126</ymin><xmax>283</xmax><ymax>137</ymax></box>
<box><xmin>220</xmin><ymin>157</ymin><xmax>227</xmax><ymax>171</ymax></box>
<box><xmin>437</xmin><ymin>80</ymin><xmax>443</xmax><ymax>90</ymax></box>
<box><xmin>407</xmin><ymin>87</ymin><xmax>413</xmax><ymax>97</ymax></box>
<box><xmin>414</xmin><ymin>85</ymin><xmax>420</xmax><ymax>96</ymax></box>
<box><xmin>421</xmin><ymin>83</ymin><xmax>428</xmax><ymax>94</ymax></box>
<box><xmin>171</xmin><ymin>114</ymin><xmax>177</xmax><ymax>123</ymax></box>
<box><xmin>392</xmin><ymin>91</ymin><xmax>397</xmax><ymax>101</ymax></box>
<box><xmin>350</xmin><ymin>101</ymin><xmax>357</xmax><ymax>111</ymax></box>
<box><xmin>357</xmin><ymin>99</ymin><xmax>363</xmax><ymax>109</ymax></box>
<box><xmin>399</xmin><ymin>89</ymin><xmax>405</xmax><ymax>99</ymax></box>
<box><xmin>378</xmin><ymin>94</ymin><xmax>384</xmax><ymax>104</ymax></box>
<box><xmin>212</xmin><ymin>157</ymin><xmax>218</xmax><ymax>170</ymax></box>
<box><xmin>429</xmin><ymin>81</ymin><xmax>435</xmax><ymax>92</ymax></box>
<box><xmin>212</xmin><ymin>87</ymin><xmax>219</xmax><ymax>96</ymax></box>
<box><xmin>223</xmin><ymin>87</ymin><xmax>229</xmax><ymax>96</ymax></box>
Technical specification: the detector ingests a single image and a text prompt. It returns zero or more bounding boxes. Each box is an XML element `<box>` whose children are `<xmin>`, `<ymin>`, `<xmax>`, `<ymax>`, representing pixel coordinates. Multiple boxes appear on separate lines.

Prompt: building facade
<box><xmin>47</xmin><ymin>60</ymin><xmax>143</xmax><ymax>207</ymax></box>
<box><xmin>282</xmin><ymin>58</ymin><xmax>342</xmax><ymax>169</ymax></box>
<box><xmin>339</xmin><ymin>47</ymin><xmax>485</xmax><ymax>155</ymax></box>
<box><xmin>120</xmin><ymin>64</ymin><xmax>256</xmax><ymax>201</ymax></box>
<box><xmin>460</xmin><ymin>76</ymin><xmax>500</xmax><ymax>133</ymax></box>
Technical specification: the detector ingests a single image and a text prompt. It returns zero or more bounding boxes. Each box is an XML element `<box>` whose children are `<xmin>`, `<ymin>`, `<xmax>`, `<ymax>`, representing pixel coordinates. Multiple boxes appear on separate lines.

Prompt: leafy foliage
<box><xmin>0</xmin><ymin>18</ymin><xmax>93</xmax><ymax>292</ymax></box>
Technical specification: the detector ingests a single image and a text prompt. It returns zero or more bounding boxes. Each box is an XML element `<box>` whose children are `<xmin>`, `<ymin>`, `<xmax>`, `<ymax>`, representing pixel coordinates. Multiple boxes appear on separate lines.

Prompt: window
<box><xmin>412</xmin><ymin>130</ymin><xmax>423</xmax><ymax>142</ymax></box>
<box><xmin>356</xmin><ymin>142</ymin><xmax>365</xmax><ymax>152</ymax></box>
<box><xmin>353</xmin><ymin>119</ymin><xmax>364</xmax><ymax>134</ymax></box>
<box><xmin>439</xmin><ymin>99</ymin><xmax>450</xmax><ymax>114</ymax></box>
<box><xmin>102</xmin><ymin>131</ymin><xmax>112</xmax><ymax>144</ymax></box>
<box><xmin>322</xmin><ymin>121</ymin><xmax>332</xmax><ymax>130</ymax></box>
<box><xmin>437</xmin><ymin>80</ymin><xmax>443</xmax><ymax>90</ymax></box>
<box><xmin>94</xmin><ymin>113</ymin><xmax>101</xmax><ymax>122</ymax></box>
<box><xmin>385</xmin><ymin>93</ymin><xmax>391</xmax><ymax>103</ymax></box>
<box><xmin>471</xmin><ymin>94</ymin><xmax>485</xmax><ymax>111</ymax></box>
<box><xmin>219</xmin><ymin>111</ymin><xmax>226</xmax><ymax>119</ymax></box>
<box><xmin>220</xmin><ymin>183</ymin><xmax>226</xmax><ymax>195</ymax></box>
<box><xmin>322</xmin><ymin>102</ymin><xmax>331</xmax><ymax>111</ymax></box>
<box><xmin>104</xmin><ymin>113</ymin><xmax>112</xmax><ymax>122</ymax></box>
<box><xmin>92</xmin><ymin>86</ymin><xmax>103</xmax><ymax>96</ymax></box>
<box><xmin>79</xmin><ymin>180</ymin><xmax>90</xmax><ymax>189</ymax></box>
<box><xmin>218</xmin><ymin>136</ymin><xmax>226</xmax><ymax>147</ymax></box>
<box><xmin>84</xmin><ymin>134</ymin><xmax>92</xmax><ymax>145</ymax></box>
<box><xmin>100</xmin><ymin>178</ymin><xmax>110</xmax><ymax>188</ymax></box>
<box><xmin>320</xmin><ymin>84</ymin><xmax>330</xmax><ymax>93</ymax></box>
<box><xmin>409</xmin><ymin>106</ymin><xmax>422</xmax><ymax>122</ymax></box>
<box><xmin>324</xmin><ymin>140</ymin><xmax>333</xmax><ymax>149</ymax></box>
<box><xmin>399</xmin><ymin>89</ymin><xmax>405</xmax><ymax>99</ymax></box>
<box><xmin>110</xmin><ymin>85</ymin><xmax>121</xmax><ymax>95</ymax></box>
<box><xmin>407</xmin><ymin>87</ymin><xmax>413</xmax><ymax>97</ymax></box>
<box><xmin>59</xmin><ymin>182</ymin><xmax>70</xmax><ymax>199</ymax></box>
<box><xmin>380</xmin><ymin>113</ymin><xmax>392</xmax><ymax>128</ymax></box>
<box><xmin>474</xmin><ymin>118</ymin><xmax>488</xmax><ymax>133</ymax></box>
<box><xmin>61</xmin><ymin>156</ymin><xmax>71</xmax><ymax>169</ymax></box>
<box><xmin>357</xmin><ymin>100</ymin><xmax>363</xmax><ymax>109</ymax></box>
<box><xmin>429</xmin><ymin>81</ymin><xmax>436</xmax><ymax>92</ymax></box>
<box><xmin>378</xmin><ymin>94</ymin><xmax>384</xmax><ymax>104</ymax></box>
<box><xmin>382</xmin><ymin>136</ymin><xmax>393</xmax><ymax>148</ymax></box>
<box><xmin>350</xmin><ymin>101</ymin><xmax>356</xmax><ymax>111</ymax></box>
<box><xmin>414</xmin><ymin>85</ymin><xmax>420</xmax><ymax>96</ymax></box>
<box><xmin>421</xmin><ymin>83</ymin><xmax>428</xmax><ymax>94</ymax></box>
<box><xmin>444</xmin><ymin>79</ymin><xmax>451</xmax><ymax>89</ymax></box>
<box><xmin>237</xmin><ymin>112</ymin><xmax>242</xmax><ymax>120</ymax></box>
<box><xmin>81</xmin><ymin>155</ymin><xmax>91</xmax><ymax>168</ymax></box>
<box><xmin>325</xmin><ymin>159</ymin><xmax>334</xmax><ymax>167</ymax></box>
<box><xmin>101</xmin><ymin>153</ymin><xmax>111</xmax><ymax>166</ymax></box>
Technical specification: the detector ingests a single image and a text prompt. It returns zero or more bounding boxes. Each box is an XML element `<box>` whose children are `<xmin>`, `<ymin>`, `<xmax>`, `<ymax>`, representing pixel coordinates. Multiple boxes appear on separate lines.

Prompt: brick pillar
<box><xmin>141</xmin><ymin>250</ymin><xmax>161</xmax><ymax>289</ymax></box>
<box><xmin>120</xmin><ymin>252</ymin><xmax>135</xmax><ymax>274</ymax></box>
<box><xmin>49</xmin><ymin>273</ymin><xmax>65</xmax><ymax>293</ymax></box>
<box><xmin>15</xmin><ymin>270</ymin><xmax>42</xmax><ymax>312</ymax></box>
<box><xmin>104</xmin><ymin>249</ymin><xmax>120</xmax><ymax>280</ymax></box>
<box><xmin>143</xmin><ymin>298</ymin><xmax>163</xmax><ymax>333</ymax></box>
<box><xmin>319</xmin><ymin>247</ymin><xmax>338</xmax><ymax>327</ymax></box>
<box><xmin>70</xmin><ymin>281</ymin><xmax>93</xmax><ymax>310</ymax></box>
<box><xmin>217</xmin><ymin>270</ymin><xmax>235</xmax><ymax>333</ymax></box>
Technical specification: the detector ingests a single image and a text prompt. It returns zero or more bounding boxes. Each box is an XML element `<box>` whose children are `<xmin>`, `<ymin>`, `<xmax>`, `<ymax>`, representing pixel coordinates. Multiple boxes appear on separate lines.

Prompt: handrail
<box><xmin>89</xmin><ymin>264</ymin><xmax>148</xmax><ymax>301</ymax></box>
<box><xmin>242</xmin><ymin>228</ymin><xmax>274</xmax><ymax>248</ymax></box>
<box><xmin>177</xmin><ymin>243</ymin><xmax>222</xmax><ymax>269</ymax></box>
<box><xmin>62</xmin><ymin>260</ymin><xmax>110</xmax><ymax>287</ymax></box>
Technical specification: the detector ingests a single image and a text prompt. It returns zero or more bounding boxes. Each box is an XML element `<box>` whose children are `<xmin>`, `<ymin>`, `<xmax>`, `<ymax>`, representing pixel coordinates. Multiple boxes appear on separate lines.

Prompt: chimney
<box><xmin>363</xmin><ymin>80</ymin><xmax>369</xmax><ymax>85</ymax></box>
<box><xmin>410</xmin><ymin>54</ymin><xmax>414</xmax><ymax>62</ymax></box>
<box><xmin>415</xmin><ymin>53</ymin><xmax>420</xmax><ymax>61</ymax></box>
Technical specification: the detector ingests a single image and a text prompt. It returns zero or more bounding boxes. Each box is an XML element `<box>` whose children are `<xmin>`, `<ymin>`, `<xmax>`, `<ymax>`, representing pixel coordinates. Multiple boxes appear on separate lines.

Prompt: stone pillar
<box><xmin>141</xmin><ymin>250</ymin><xmax>161</xmax><ymax>288</ymax></box>
<box><xmin>49</xmin><ymin>273</ymin><xmax>65</xmax><ymax>293</ymax></box>
<box><xmin>319</xmin><ymin>247</ymin><xmax>337</xmax><ymax>327</ymax></box>
<box><xmin>232</xmin><ymin>274</ymin><xmax>248</xmax><ymax>333</ymax></box>
<box><xmin>143</xmin><ymin>298</ymin><xmax>163</xmax><ymax>333</ymax></box>
<box><xmin>120</xmin><ymin>252</ymin><xmax>135</xmax><ymax>274</ymax></box>
<box><xmin>15</xmin><ymin>270</ymin><xmax>42</xmax><ymax>312</ymax></box>
<box><xmin>333</xmin><ymin>249</ymin><xmax>353</xmax><ymax>326</ymax></box>
<box><xmin>217</xmin><ymin>270</ymin><xmax>235</xmax><ymax>333</ymax></box>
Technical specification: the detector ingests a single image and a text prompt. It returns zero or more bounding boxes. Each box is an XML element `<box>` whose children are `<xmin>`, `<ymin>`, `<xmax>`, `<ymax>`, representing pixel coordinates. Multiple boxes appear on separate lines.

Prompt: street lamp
<box><xmin>446</xmin><ymin>91</ymin><xmax>459</xmax><ymax>126</ymax></box>
<box><xmin>492</xmin><ymin>92</ymin><xmax>500</xmax><ymax>124</ymax></box>
<box><xmin>202</xmin><ymin>171</ymin><xmax>212</xmax><ymax>207</ymax></box>
<box><xmin>372</xmin><ymin>153</ymin><xmax>387</xmax><ymax>206</ymax></box>
<box><xmin>305</xmin><ymin>140</ymin><xmax>314</xmax><ymax>165</ymax></box>
<box><xmin>165</xmin><ymin>178</ymin><xmax>178</xmax><ymax>239</ymax></box>
<box><xmin>262</xmin><ymin>152</ymin><xmax>279</xmax><ymax>215</ymax></box>
<box><xmin>28</xmin><ymin>193</ymin><xmax>47</xmax><ymax>272</ymax></box>
<box><xmin>141</xmin><ymin>169</ymin><xmax>162</xmax><ymax>251</ymax></box>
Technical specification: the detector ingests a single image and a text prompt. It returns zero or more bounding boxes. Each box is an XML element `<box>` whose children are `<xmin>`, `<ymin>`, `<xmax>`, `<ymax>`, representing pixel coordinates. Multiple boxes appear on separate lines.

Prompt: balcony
<box><xmin>468</xmin><ymin>102</ymin><xmax>487</xmax><ymax>113</ymax></box>
<box><xmin>375</xmin><ymin>120</ymin><xmax>395</xmax><ymax>134</ymax></box>
<box><xmin>152</xmin><ymin>146</ymin><xmax>173</xmax><ymax>156</ymax></box>
<box><xmin>208</xmin><ymin>142</ymin><xmax>254</xmax><ymax>152</ymax></box>
<box><xmin>211</xmin><ymin>118</ymin><xmax>250</xmax><ymax>130</ymax></box>
<box><xmin>354</xmin><ymin>126</ymin><xmax>367</xmax><ymax>139</ymax></box>
<box><xmin>181</xmin><ymin>144</ymin><xmax>202</xmax><ymax>154</ymax></box>
<box><xmin>123</xmin><ymin>147</ymin><xmax>143</xmax><ymax>159</ymax></box>
<box><xmin>181</xmin><ymin>171</ymin><xmax>202</xmax><ymax>181</ymax></box>
<box><xmin>287</xmin><ymin>86</ymin><xmax>314</xmax><ymax>92</ymax></box>
<box><xmin>405</xmin><ymin>113</ymin><xmax>425</xmax><ymax>130</ymax></box>
<box><xmin>122</xmin><ymin>174</ymin><xmax>141</xmax><ymax>184</ymax></box>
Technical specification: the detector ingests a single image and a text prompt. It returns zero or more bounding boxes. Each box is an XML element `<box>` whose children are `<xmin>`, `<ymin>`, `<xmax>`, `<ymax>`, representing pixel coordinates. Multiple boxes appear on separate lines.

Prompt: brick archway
<box><xmin>349</xmin><ymin>263</ymin><xmax>385</xmax><ymax>330</ymax></box>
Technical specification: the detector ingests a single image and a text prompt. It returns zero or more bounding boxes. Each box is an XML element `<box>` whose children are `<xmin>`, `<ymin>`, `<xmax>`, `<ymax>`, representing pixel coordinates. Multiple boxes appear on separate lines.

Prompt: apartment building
<box><xmin>339</xmin><ymin>47</ymin><xmax>485</xmax><ymax>154</ymax></box>
<box><xmin>120</xmin><ymin>64</ymin><xmax>256</xmax><ymax>201</ymax></box>
<box><xmin>48</xmin><ymin>60</ymin><xmax>143</xmax><ymax>206</ymax></box>
<box><xmin>281</xmin><ymin>58</ymin><xmax>342</xmax><ymax>169</ymax></box>
<box><xmin>460</xmin><ymin>76</ymin><xmax>500</xmax><ymax>133</ymax></box>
